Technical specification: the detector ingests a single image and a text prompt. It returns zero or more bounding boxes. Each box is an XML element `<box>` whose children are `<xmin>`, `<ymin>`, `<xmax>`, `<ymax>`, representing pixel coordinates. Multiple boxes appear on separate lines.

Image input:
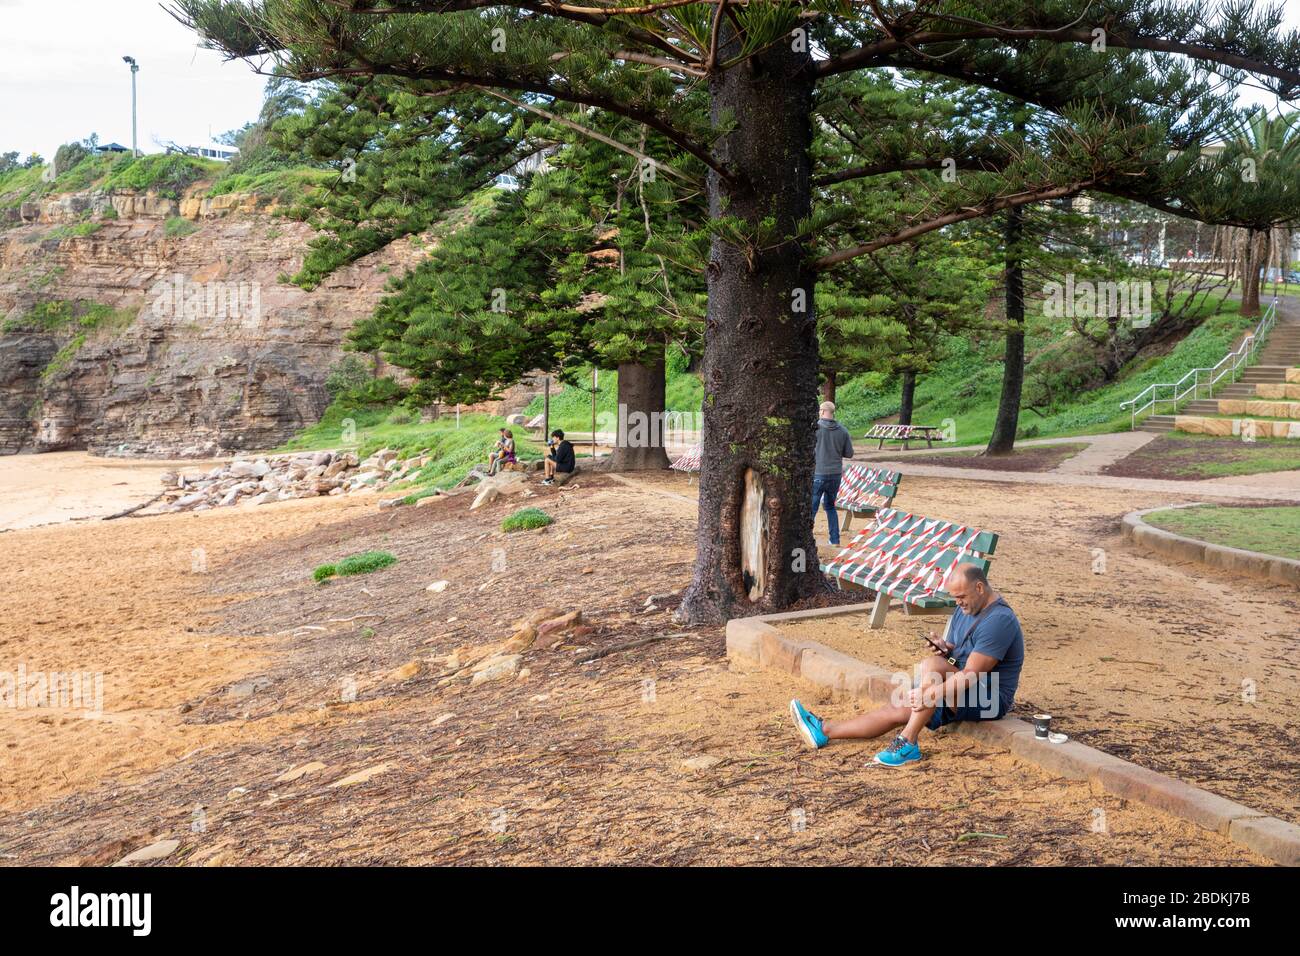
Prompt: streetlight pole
<box><xmin>122</xmin><ymin>56</ymin><xmax>139</xmax><ymax>157</ymax></box>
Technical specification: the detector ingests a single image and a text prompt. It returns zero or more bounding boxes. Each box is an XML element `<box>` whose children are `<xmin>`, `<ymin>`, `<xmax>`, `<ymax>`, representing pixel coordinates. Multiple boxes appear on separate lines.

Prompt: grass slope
<box><xmin>531</xmin><ymin>299</ymin><xmax>1256</xmax><ymax>448</ymax></box>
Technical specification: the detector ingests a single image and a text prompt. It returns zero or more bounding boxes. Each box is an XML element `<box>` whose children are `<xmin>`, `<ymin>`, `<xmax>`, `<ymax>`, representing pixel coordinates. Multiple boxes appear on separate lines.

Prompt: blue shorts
<box><xmin>927</xmin><ymin>700</ymin><xmax>1008</xmax><ymax>730</ymax></box>
<box><xmin>925</xmin><ymin>674</ymin><xmax>1008</xmax><ymax>730</ymax></box>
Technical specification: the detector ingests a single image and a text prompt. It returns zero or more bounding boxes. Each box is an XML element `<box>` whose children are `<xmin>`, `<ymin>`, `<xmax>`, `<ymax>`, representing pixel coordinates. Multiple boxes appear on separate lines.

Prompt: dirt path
<box><xmin>0</xmin><ymin>470</ymin><xmax>1280</xmax><ymax>864</ymax></box>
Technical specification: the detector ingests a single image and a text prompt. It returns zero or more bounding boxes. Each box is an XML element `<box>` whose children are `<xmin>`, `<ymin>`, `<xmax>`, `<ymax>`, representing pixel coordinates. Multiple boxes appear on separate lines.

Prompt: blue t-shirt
<box><xmin>947</xmin><ymin>597</ymin><xmax>1024</xmax><ymax>712</ymax></box>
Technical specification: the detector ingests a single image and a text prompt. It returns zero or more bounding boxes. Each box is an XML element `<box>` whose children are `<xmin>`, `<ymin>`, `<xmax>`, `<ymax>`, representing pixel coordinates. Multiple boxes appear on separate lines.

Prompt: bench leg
<box><xmin>840</xmin><ymin>509</ymin><xmax>853</xmax><ymax>535</ymax></box>
<box><xmin>868</xmin><ymin>591</ymin><xmax>890</xmax><ymax>629</ymax></box>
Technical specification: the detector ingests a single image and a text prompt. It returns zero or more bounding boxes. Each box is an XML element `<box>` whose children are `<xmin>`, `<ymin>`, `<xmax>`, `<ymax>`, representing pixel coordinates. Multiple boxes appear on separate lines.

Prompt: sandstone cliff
<box><xmin>0</xmin><ymin>183</ymin><xmax>422</xmax><ymax>457</ymax></box>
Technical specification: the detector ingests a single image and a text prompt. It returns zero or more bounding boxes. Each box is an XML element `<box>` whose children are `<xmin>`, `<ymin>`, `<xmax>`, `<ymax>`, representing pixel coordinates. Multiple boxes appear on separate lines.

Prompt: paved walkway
<box><xmin>852</xmin><ymin>458</ymin><xmax>1300</xmax><ymax>502</ymax></box>
<box><xmin>856</xmin><ymin>432</ymin><xmax>1156</xmax><ymax>475</ymax></box>
<box><xmin>1051</xmin><ymin>431</ymin><xmax>1157</xmax><ymax>474</ymax></box>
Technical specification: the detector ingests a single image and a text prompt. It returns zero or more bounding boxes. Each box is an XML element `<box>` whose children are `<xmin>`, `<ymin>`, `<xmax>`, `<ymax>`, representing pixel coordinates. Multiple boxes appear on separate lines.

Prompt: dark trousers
<box><xmin>811</xmin><ymin>473</ymin><xmax>842</xmax><ymax>545</ymax></box>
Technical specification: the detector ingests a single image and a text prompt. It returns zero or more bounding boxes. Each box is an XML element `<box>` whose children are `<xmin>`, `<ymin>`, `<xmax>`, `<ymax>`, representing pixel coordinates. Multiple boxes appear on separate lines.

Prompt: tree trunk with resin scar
<box><xmin>679</xmin><ymin>29</ymin><xmax>830</xmax><ymax>623</ymax></box>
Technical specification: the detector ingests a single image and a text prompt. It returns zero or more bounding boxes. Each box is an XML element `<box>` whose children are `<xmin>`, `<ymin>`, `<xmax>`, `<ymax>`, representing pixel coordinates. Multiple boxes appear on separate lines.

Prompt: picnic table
<box><xmin>865</xmin><ymin>423</ymin><xmax>944</xmax><ymax>450</ymax></box>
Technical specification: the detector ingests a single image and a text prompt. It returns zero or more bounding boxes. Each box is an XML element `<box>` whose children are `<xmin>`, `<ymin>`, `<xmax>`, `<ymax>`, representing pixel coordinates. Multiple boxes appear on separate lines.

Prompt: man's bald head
<box><xmin>954</xmin><ymin>563</ymin><xmax>988</xmax><ymax>587</ymax></box>
<box><xmin>948</xmin><ymin>562</ymin><xmax>992</xmax><ymax>615</ymax></box>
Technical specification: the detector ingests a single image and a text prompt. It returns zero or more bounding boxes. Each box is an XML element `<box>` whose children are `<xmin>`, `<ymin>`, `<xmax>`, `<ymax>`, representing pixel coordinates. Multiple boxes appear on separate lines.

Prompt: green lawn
<box><xmin>1144</xmin><ymin>505</ymin><xmax>1300</xmax><ymax>560</ymax></box>
<box><xmin>899</xmin><ymin>442</ymin><xmax>1090</xmax><ymax>472</ymax></box>
<box><xmin>1102</xmin><ymin>433</ymin><xmax>1300</xmax><ymax>480</ymax></box>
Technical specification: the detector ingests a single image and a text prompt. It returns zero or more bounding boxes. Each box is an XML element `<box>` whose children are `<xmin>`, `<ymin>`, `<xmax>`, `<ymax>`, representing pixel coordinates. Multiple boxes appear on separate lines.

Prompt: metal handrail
<box><xmin>1120</xmin><ymin>297</ymin><xmax>1280</xmax><ymax>429</ymax></box>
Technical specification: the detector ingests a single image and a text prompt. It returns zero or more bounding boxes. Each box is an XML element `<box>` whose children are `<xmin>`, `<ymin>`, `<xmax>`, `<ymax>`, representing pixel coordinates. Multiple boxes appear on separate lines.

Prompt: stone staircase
<box><xmin>1138</xmin><ymin>306</ymin><xmax>1300</xmax><ymax>433</ymax></box>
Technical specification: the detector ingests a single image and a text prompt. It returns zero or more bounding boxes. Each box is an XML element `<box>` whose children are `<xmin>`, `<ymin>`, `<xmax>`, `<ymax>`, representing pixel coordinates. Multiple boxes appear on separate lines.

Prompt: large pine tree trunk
<box><xmin>986</xmin><ymin>205</ymin><xmax>1026</xmax><ymax>456</ymax></box>
<box><xmin>679</xmin><ymin>35</ymin><xmax>827</xmax><ymax>624</ymax></box>
<box><xmin>898</xmin><ymin>370</ymin><xmax>916</xmax><ymax>426</ymax></box>
<box><xmin>1241</xmin><ymin>227</ymin><xmax>1263</xmax><ymax>318</ymax></box>
<box><xmin>610</xmin><ymin>351</ymin><xmax>670</xmax><ymax>471</ymax></box>
<box><xmin>821</xmin><ymin>371</ymin><xmax>836</xmax><ymax>404</ymax></box>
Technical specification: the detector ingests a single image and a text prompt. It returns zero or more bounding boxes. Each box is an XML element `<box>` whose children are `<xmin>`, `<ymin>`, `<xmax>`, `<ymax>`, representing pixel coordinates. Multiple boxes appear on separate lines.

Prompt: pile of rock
<box><xmin>157</xmin><ymin>447</ymin><xmax>432</xmax><ymax>512</ymax></box>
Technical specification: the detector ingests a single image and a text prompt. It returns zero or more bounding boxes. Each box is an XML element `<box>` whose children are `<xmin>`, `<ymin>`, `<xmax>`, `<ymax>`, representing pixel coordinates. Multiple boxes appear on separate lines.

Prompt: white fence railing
<box><xmin>1120</xmin><ymin>297</ymin><xmax>1280</xmax><ymax>430</ymax></box>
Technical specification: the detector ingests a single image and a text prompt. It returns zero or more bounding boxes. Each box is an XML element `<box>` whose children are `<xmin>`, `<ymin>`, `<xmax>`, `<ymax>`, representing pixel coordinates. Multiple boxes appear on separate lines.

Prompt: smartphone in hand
<box><xmin>923</xmin><ymin>631</ymin><xmax>957</xmax><ymax>665</ymax></box>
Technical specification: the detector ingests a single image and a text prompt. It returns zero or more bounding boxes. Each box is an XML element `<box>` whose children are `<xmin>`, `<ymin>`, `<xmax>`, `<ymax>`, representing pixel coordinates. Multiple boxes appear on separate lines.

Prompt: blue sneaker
<box><xmin>873</xmin><ymin>734</ymin><xmax>922</xmax><ymax>767</ymax></box>
<box><xmin>789</xmin><ymin>699</ymin><xmax>828</xmax><ymax>749</ymax></box>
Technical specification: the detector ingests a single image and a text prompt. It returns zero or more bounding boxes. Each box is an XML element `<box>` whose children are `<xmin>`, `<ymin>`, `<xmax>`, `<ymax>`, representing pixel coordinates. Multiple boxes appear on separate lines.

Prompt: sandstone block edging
<box><xmin>1122</xmin><ymin>506</ymin><xmax>1300</xmax><ymax>588</ymax></box>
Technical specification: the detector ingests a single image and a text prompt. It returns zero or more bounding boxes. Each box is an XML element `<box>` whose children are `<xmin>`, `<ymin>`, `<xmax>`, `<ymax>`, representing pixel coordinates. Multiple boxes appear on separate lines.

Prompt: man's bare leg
<box><xmin>822</xmin><ymin>704</ymin><xmax>911</xmax><ymax>741</ymax></box>
<box><xmin>821</xmin><ymin>654</ymin><xmax>957</xmax><ymax>742</ymax></box>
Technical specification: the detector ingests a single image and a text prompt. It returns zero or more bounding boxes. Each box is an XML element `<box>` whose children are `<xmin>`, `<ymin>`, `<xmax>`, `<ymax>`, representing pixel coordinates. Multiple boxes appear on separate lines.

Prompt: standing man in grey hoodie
<box><xmin>813</xmin><ymin>401</ymin><xmax>855</xmax><ymax>546</ymax></box>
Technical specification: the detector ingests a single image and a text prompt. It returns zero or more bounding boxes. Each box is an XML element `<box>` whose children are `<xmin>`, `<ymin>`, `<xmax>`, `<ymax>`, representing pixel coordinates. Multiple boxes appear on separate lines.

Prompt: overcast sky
<box><xmin>0</xmin><ymin>0</ymin><xmax>268</xmax><ymax>161</ymax></box>
<box><xmin>2</xmin><ymin>0</ymin><xmax>1299</xmax><ymax>163</ymax></box>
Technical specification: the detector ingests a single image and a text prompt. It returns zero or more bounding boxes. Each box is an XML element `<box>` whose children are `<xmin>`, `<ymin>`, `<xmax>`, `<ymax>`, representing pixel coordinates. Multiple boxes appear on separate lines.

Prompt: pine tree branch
<box><xmin>815</xmin><ymin>180</ymin><xmax>1094</xmax><ymax>270</ymax></box>
<box><xmin>815</xmin><ymin>154</ymin><xmax>1008</xmax><ymax>186</ymax></box>
<box><xmin>821</xmin><ymin>23</ymin><xmax>1300</xmax><ymax>91</ymax></box>
<box><xmin>475</xmin><ymin>88</ymin><xmax>704</xmax><ymax>187</ymax></box>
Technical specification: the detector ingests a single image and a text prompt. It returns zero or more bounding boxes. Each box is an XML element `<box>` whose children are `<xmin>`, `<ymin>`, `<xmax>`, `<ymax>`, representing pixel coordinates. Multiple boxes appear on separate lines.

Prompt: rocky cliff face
<box><xmin>0</xmin><ymin>185</ymin><xmax>421</xmax><ymax>457</ymax></box>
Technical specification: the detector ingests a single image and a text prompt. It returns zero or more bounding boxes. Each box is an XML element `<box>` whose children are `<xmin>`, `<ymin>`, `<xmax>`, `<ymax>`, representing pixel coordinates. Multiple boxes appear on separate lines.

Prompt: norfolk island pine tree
<box><xmin>171</xmin><ymin>1</ymin><xmax>1300</xmax><ymax>624</ymax></box>
<box><xmin>268</xmin><ymin>77</ymin><xmax>708</xmax><ymax>470</ymax></box>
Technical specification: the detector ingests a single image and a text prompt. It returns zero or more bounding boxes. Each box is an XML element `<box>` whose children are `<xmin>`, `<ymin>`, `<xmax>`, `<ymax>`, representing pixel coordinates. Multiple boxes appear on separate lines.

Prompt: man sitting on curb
<box><xmin>789</xmin><ymin>563</ymin><xmax>1024</xmax><ymax>767</ymax></box>
<box><xmin>541</xmin><ymin>429</ymin><xmax>576</xmax><ymax>486</ymax></box>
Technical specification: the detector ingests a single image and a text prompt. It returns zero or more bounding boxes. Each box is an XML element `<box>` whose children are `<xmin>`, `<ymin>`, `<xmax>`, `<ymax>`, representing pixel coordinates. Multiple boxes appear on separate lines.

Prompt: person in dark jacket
<box><xmin>812</xmin><ymin>401</ymin><xmax>855</xmax><ymax>545</ymax></box>
<box><xmin>542</xmin><ymin>430</ymin><xmax>576</xmax><ymax>486</ymax></box>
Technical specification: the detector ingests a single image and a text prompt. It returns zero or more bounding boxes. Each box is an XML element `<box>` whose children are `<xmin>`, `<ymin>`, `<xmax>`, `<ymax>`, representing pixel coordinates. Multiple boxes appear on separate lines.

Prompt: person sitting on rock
<box><xmin>787</xmin><ymin>563</ymin><xmax>1024</xmax><ymax>767</ymax></box>
<box><xmin>541</xmin><ymin>429</ymin><xmax>576</xmax><ymax>486</ymax></box>
<box><xmin>497</xmin><ymin>429</ymin><xmax>517</xmax><ymax>473</ymax></box>
<box><xmin>487</xmin><ymin>428</ymin><xmax>509</xmax><ymax>476</ymax></box>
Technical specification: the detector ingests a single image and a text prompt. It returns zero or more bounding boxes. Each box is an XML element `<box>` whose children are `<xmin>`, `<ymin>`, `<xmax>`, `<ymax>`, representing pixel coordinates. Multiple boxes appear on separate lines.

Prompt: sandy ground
<box><xmin>0</xmin><ymin>458</ymin><xmax>1281</xmax><ymax>865</ymax></box>
<box><xmin>0</xmin><ymin>486</ymin><xmax>376</xmax><ymax>814</ymax></box>
<box><xmin>0</xmin><ymin>451</ymin><xmax>229</xmax><ymax>532</ymax></box>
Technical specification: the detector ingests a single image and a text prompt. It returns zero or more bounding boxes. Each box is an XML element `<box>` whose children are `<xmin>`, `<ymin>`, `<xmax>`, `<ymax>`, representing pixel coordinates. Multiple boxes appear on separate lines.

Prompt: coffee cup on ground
<box><xmin>1033</xmin><ymin>714</ymin><xmax>1052</xmax><ymax>739</ymax></box>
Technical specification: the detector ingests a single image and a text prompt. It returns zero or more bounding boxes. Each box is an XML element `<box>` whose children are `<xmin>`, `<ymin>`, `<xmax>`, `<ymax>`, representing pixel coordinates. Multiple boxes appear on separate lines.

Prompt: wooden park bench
<box><xmin>865</xmin><ymin>423</ymin><xmax>944</xmax><ymax>450</ymax></box>
<box><xmin>834</xmin><ymin>463</ymin><xmax>901</xmax><ymax>534</ymax></box>
<box><xmin>820</xmin><ymin>507</ymin><xmax>999</xmax><ymax>630</ymax></box>
<box><xmin>669</xmin><ymin>444</ymin><xmax>702</xmax><ymax>483</ymax></box>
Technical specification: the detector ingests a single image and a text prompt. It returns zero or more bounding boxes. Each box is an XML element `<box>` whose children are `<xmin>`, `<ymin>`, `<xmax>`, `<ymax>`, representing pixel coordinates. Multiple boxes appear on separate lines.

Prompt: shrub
<box><xmin>164</xmin><ymin>216</ymin><xmax>198</xmax><ymax>238</ymax></box>
<box><xmin>314</xmin><ymin>550</ymin><xmax>397</xmax><ymax>581</ymax></box>
<box><xmin>45</xmin><ymin>221</ymin><xmax>102</xmax><ymax>241</ymax></box>
<box><xmin>101</xmin><ymin>153</ymin><xmax>213</xmax><ymax>199</ymax></box>
<box><xmin>323</xmin><ymin>363</ymin><xmax>404</xmax><ymax>407</ymax></box>
<box><xmin>501</xmin><ymin>507</ymin><xmax>553</xmax><ymax>532</ymax></box>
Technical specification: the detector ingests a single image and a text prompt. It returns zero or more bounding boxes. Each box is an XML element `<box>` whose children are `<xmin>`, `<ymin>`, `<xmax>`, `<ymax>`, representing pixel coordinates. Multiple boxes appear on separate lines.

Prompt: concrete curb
<box><xmin>1121</xmin><ymin>506</ymin><xmax>1300</xmax><ymax>587</ymax></box>
<box><xmin>727</xmin><ymin>604</ymin><xmax>1299</xmax><ymax>866</ymax></box>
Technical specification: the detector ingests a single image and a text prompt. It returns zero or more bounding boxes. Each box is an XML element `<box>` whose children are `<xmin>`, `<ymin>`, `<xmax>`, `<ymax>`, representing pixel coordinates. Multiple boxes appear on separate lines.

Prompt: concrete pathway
<box><xmin>851</xmin><ymin>458</ymin><xmax>1300</xmax><ymax>502</ymax></box>
<box><xmin>1051</xmin><ymin>431</ymin><xmax>1157</xmax><ymax>474</ymax></box>
<box><xmin>855</xmin><ymin>432</ymin><xmax>1157</xmax><ymax>475</ymax></box>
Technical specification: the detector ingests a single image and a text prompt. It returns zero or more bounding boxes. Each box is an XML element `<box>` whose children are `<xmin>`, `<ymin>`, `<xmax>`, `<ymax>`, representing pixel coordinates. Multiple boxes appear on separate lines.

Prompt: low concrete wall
<box><xmin>1121</xmin><ymin>505</ymin><xmax>1300</xmax><ymax>588</ymax></box>
<box><xmin>726</xmin><ymin>607</ymin><xmax>1300</xmax><ymax>865</ymax></box>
